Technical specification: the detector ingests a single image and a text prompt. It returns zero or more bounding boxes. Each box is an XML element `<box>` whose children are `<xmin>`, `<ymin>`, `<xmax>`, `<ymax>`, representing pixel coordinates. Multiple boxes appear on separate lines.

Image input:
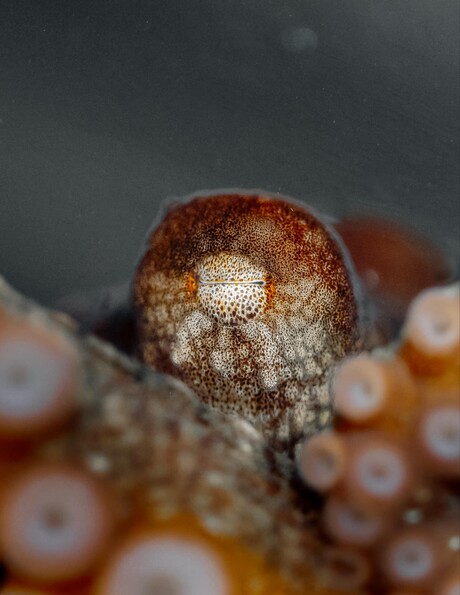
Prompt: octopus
<box><xmin>0</xmin><ymin>190</ymin><xmax>457</xmax><ymax>595</ymax></box>
<box><xmin>299</xmin><ymin>282</ymin><xmax>460</xmax><ymax>593</ymax></box>
<box><xmin>133</xmin><ymin>192</ymin><xmax>366</xmax><ymax>451</ymax></box>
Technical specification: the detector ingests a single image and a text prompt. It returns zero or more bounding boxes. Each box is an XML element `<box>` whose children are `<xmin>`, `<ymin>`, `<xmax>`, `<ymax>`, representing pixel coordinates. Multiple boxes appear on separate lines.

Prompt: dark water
<box><xmin>0</xmin><ymin>0</ymin><xmax>458</xmax><ymax>304</ymax></box>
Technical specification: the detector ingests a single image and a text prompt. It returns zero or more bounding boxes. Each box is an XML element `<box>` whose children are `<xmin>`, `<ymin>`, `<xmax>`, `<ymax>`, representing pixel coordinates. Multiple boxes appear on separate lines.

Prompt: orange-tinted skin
<box><xmin>0</xmin><ymin>319</ymin><xmax>80</xmax><ymax>439</ymax></box>
<box><xmin>134</xmin><ymin>193</ymin><xmax>362</xmax><ymax>449</ymax></box>
<box><xmin>2</xmin><ymin>193</ymin><xmax>457</xmax><ymax>595</ymax></box>
<box><xmin>334</xmin><ymin>216</ymin><xmax>451</xmax><ymax>324</ymax></box>
<box><xmin>300</xmin><ymin>284</ymin><xmax>459</xmax><ymax>594</ymax></box>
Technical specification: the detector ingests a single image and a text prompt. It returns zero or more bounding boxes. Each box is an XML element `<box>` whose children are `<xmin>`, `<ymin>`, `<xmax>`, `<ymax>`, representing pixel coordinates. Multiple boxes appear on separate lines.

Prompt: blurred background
<box><xmin>0</xmin><ymin>0</ymin><xmax>458</xmax><ymax>305</ymax></box>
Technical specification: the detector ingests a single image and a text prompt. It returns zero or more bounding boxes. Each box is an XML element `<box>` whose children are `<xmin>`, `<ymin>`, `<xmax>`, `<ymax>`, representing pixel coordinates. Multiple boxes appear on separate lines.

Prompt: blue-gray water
<box><xmin>0</xmin><ymin>0</ymin><xmax>458</xmax><ymax>304</ymax></box>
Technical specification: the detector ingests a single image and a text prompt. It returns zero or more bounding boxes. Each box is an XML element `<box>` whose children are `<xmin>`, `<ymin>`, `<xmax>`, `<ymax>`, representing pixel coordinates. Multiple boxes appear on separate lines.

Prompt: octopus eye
<box><xmin>195</xmin><ymin>253</ymin><xmax>272</xmax><ymax>325</ymax></box>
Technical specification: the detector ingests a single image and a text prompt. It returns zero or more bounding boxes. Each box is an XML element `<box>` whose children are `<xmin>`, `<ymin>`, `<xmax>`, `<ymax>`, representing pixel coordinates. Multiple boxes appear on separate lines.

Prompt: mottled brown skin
<box><xmin>133</xmin><ymin>192</ymin><xmax>362</xmax><ymax>450</ymax></box>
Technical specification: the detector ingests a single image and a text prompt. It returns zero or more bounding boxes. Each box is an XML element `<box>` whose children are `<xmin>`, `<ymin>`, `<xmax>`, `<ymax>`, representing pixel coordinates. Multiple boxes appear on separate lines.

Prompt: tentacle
<box><xmin>0</xmin><ymin>463</ymin><xmax>115</xmax><ymax>584</ymax></box>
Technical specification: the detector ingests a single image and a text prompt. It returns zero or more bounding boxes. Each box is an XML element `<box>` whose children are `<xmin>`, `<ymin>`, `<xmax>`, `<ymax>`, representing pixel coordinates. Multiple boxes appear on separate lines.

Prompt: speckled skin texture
<box><xmin>133</xmin><ymin>193</ymin><xmax>362</xmax><ymax>450</ymax></box>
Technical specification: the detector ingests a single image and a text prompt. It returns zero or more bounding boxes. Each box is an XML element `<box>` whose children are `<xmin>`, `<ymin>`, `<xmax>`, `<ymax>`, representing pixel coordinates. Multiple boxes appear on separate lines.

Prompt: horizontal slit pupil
<box><xmin>199</xmin><ymin>280</ymin><xmax>265</xmax><ymax>286</ymax></box>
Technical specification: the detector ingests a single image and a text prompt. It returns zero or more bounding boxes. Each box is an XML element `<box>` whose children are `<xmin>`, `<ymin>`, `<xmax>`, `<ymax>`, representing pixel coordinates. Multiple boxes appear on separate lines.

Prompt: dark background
<box><xmin>1</xmin><ymin>0</ymin><xmax>458</xmax><ymax>305</ymax></box>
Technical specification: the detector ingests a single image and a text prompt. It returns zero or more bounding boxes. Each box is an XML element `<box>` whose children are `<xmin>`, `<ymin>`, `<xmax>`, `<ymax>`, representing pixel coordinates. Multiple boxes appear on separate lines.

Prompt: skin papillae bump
<box><xmin>133</xmin><ymin>192</ymin><xmax>364</xmax><ymax>450</ymax></box>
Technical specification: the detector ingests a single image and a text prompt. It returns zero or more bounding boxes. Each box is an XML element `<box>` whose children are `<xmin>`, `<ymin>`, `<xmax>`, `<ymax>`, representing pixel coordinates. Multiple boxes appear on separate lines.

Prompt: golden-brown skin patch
<box><xmin>133</xmin><ymin>192</ymin><xmax>362</xmax><ymax>450</ymax></box>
